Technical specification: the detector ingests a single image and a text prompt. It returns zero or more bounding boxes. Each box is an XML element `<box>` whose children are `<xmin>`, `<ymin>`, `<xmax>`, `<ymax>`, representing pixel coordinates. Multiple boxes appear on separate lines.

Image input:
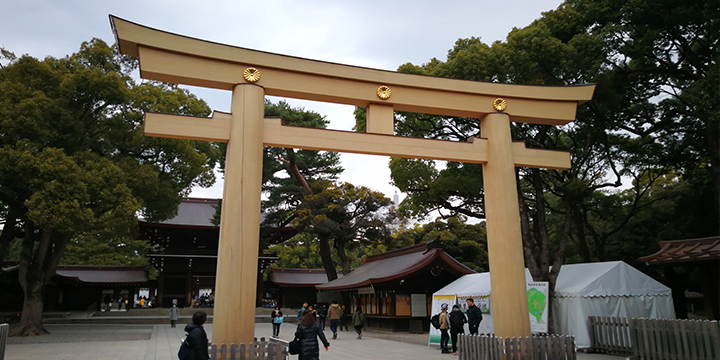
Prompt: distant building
<box><xmin>0</xmin><ymin>263</ymin><xmax>147</xmax><ymax>312</ymax></box>
<box><xmin>269</xmin><ymin>268</ymin><xmax>343</xmax><ymax>308</ymax></box>
<box><xmin>639</xmin><ymin>235</ymin><xmax>720</xmax><ymax>320</ymax></box>
<box><xmin>317</xmin><ymin>242</ymin><xmax>475</xmax><ymax>332</ymax></box>
<box><xmin>140</xmin><ymin>197</ymin><xmax>295</xmax><ymax>307</ymax></box>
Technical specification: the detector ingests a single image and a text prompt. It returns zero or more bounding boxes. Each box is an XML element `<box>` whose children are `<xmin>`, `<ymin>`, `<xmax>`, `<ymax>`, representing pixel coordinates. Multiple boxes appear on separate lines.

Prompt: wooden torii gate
<box><xmin>111</xmin><ymin>16</ymin><xmax>594</xmax><ymax>345</ymax></box>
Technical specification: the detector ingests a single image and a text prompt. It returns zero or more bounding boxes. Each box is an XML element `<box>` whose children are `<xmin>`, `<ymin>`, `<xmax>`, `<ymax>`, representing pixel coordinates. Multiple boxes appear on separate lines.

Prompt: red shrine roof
<box><xmin>638</xmin><ymin>236</ymin><xmax>720</xmax><ymax>265</ymax></box>
<box><xmin>316</xmin><ymin>243</ymin><xmax>475</xmax><ymax>291</ymax></box>
<box><xmin>270</xmin><ymin>268</ymin><xmax>344</xmax><ymax>287</ymax></box>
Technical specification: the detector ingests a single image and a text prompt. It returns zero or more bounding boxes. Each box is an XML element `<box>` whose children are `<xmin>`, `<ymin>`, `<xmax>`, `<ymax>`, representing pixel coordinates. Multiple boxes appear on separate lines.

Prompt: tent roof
<box><xmin>554</xmin><ymin>261</ymin><xmax>670</xmax><ymax>297</ymax></box>
<box><xmin>435</xmin><ymin>261</ymin><xmax>670</xmax><ymax>298</ymax></box>
<box><xmin>316</xmin><ymin>243</ymin><xmax>475</xmax><ymax>291</ymax></box>
<box><xmin>434</xmin><ymin>270</ymin><xmax>534</xmax><ymax>298</ymax></box>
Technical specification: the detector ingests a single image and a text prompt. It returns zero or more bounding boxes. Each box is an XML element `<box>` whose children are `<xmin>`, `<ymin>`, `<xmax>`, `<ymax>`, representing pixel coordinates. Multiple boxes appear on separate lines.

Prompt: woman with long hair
<box><xmin>270</xmin><ymin>306</ymin><xmax>283</xmax><ymax>337</ymax></box>
<box><xmin>294</xmin><ymin>311</ymin><xmax>330</xmax><ymax>360</ymax></box>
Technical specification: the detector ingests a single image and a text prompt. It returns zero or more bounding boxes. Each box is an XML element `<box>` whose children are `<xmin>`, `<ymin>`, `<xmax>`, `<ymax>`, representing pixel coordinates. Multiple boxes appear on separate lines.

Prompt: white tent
<box><xmin>432</xmin><ymin>270</ymin><xmax>535</xmax><ymax>334</ymax></box>
<box><xmin>432</xmin><ymin>261</ymin><xmax>675</xmax><ymax>349</ymax></box>
<box><xmin>552</xmin><ymin>261</ymin><xmax>675</xmax><ymax>348</ymax></box>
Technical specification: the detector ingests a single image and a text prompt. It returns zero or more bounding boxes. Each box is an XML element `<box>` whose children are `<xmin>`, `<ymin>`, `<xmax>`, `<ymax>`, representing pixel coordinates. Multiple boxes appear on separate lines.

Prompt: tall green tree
<box><xmin>362</xmin><ymin>0</ymin><xmax>716</xmax><ymax>331</ymax></box>
<box><xmin>292</xmin><ymin>182</ymin><xmax>400</xmax><ymax>278</ymax></box>
<box><xmin>259</xmin><ymin>101</ymin><xmax>343</xmax><ymax>236</ymax></box>
<box><xmin>0</xmin><ymin>40</ymin><xmax>220</xmax><ymax>336</ymax></box>
<box><xmin>212</xmin><ymin>101</ymin><xmax>343</xmax><ymax>241</ymax></box>
<box><xmin>375</xmin><ymin>216</ymin><xmax>489</xmax><ymax>272</ymax></box>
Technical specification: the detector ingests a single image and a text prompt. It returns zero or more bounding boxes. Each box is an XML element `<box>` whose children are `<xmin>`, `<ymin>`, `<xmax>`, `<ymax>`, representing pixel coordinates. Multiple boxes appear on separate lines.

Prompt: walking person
<box><xmin>294</xmin><ymin>311</ymin><xmax>330</xmax><ymax>360</ymax></box>
<box><xmin>339</xmin><ymin>305</ymin><xmax>348</xmax><ymax>331</ymax></box>
<box><xmin>327</xmin><ymin>301</ymin><xmax>342</xmax><ymax>339</ymax></box>
<box><xmin>449</xmin><ymin>304</ymin><xmax>467</xmax><ymax>355</ymax></box>
<box><xmin>352</xmin><ymin>306</ymin><xmax>366</xmax><ymax>339</ymax></box>
<box><xmin>271</xmin><ymin>306</ymin><xmax>283</xmax><ymax>337</ymax></box>
<box><xmin>103</xmin><ymin>294</ymin><xmax>112</xmax><ymax>312</ymax></box>
<box><xmin>439</xmin><ymin>303</ymin><xmax>451</xmax><ymax>353</ymax></box>
<box><xmin>465</xmin><ymin>298</ymin><xmax>483</xmax><ymax>335</ymax></box>
<box><xmin>317</xmin><ymin>304</ymin><xmax>327</xmax><ymax>330</ymax></box>
<box><xmin>170</xmin><ymin>304</ymin><xmax>180</xmax><ymax>328</ymax></box>
<box><xmin>298</xmin><ymin>302</ymin><xmax>308</xmax><ymax>319</ymax></box>
<box><xmin>184</xmin><ymin>311</ymin><xmax>210</xmax><ymax>360</ymax></box>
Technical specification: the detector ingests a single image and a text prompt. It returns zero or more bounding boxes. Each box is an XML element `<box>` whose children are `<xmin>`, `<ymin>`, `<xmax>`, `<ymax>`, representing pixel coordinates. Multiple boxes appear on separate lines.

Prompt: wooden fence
<box><xmin>588</xmin><ymin>316</ymin><xmax>633</xmax><ymax>354</ymax></box>
<box><xmin>209</xmin><ymin>337</ymin><xmax>287</xmax><ymax>360</ymax></box>
<box><xmin>630</xmin><ymin>318</ymin><xmax>720</xmax><ymax>360</ymax></box>
<box><xmin>0</xmin><ymin>323</ymin><xmax>8</xmax><ymax>360</ymax></box>
<box><xmin>457</xmin><ymin>334</ymin><xmax>576</xmax><ymax>360</ymax></box>
<box><xmin>589</xmin><ymin>316</ymin><xmax>720</xmax><ymax>360</ymax></box>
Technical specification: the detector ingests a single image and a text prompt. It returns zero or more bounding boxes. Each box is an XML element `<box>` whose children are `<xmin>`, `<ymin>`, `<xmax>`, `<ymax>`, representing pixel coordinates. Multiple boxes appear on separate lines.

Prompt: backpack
<box><xmin>178</xmin><ymin>337</ymin><xmax>190</xmax><ymax>360</ymax></box>
<box><xmin>430</xmin><ymin>313</ymin><xmax>441</xmax><ymax>329</ymax></box>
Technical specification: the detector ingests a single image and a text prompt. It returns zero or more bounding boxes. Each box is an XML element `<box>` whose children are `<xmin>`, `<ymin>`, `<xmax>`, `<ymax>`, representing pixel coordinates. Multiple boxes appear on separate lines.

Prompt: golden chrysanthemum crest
<box><xmin>243</xmin><ymin>67</ymin><xmax>261</xmax><ymax>83</ymax></box>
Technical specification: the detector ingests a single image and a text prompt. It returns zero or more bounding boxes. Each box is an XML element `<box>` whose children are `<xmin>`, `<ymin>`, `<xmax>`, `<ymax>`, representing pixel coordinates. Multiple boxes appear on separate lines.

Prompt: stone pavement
<box><xmin>5</xmin><ymin>322</ymin><xmax>626</xmax><ymax>360</ymax></box>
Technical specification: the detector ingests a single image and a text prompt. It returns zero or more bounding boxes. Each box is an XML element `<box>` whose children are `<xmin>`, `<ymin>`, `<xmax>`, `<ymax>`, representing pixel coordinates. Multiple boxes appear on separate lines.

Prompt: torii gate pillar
<box><xmin>481</xmin><ymin>112</ymin><xmax>530</xmax><ymax>335</ymax></box>
<box><xmin>213</xmin><ymin>84</ymin><xmax>265</xmax><ymax>343</ymax></box>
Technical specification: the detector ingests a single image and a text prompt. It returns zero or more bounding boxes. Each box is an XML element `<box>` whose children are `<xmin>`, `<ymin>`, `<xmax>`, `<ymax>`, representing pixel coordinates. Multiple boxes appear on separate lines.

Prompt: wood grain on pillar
<box><xmin>481</xmin><ymin>112</ymin><xmax>531</xmax><ymax>338</ymax></box>
<box><xmin>212</xmin><ymin>84</ymin><xmax>265</xmax><ymax>345</ymax></box>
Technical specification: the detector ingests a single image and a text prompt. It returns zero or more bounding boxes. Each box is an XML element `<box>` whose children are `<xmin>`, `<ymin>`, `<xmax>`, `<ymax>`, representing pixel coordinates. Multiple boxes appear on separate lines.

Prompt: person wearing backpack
<box><xmin>448</xmin><ymin>304</ymin><xmax>467</xmax><ymax>355</ymax></box>
<box><xmin>438</xmin><ymin>303</ymin><xmax>450</xmax><ymax>353</ymax></box>
<box><xmin>182</xmin><ymin>311</ymin><xmax>209</xmax><ymax>360</ymax></box>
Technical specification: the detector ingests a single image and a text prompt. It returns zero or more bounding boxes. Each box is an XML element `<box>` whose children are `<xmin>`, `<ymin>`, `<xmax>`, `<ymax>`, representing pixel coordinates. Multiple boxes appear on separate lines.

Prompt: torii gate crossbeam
<box><xmin>110</xmin><ymin>15</ymin><xmax>595</xmax><ymax>345</ymax></box>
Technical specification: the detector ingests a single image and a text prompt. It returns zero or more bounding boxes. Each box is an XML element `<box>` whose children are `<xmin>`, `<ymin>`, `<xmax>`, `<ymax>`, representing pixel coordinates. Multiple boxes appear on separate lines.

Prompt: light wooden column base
<box><xmin>481</xmin><ymin>112</ymin><xmax>531</xmax><ymax>338</ymax></box>
<box><xmin>212</xmin><ymin>84</ymin><xmax>265</xmax><ymax>345</ymax></box>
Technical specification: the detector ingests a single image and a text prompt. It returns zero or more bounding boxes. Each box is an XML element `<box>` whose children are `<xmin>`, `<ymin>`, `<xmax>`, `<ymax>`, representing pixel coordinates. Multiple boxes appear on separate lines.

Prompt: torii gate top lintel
<box><xmin>110</xmin><ymin>15</ymin><xmax>594</xmax><ymax>126</ymax></box>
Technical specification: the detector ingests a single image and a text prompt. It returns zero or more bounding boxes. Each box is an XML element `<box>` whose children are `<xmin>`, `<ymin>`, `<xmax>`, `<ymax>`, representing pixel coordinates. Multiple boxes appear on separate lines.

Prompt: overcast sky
<box><xmin>1</xmin><ymin>0</ymin><xmax>564</xmax><ymax>206</ymax></box>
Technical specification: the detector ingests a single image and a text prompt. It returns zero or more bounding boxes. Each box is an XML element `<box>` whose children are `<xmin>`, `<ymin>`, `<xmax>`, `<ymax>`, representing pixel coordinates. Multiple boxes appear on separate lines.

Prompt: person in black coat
<box><xmin>184</xmin><ymin>311</ymin><xmax>210</xmax><ymax>360</ymax></box>
<box><xmin>294</xmin><ymin>311</ymin><xmax>330</xmax><ymax>360</ymax></box>
<box><xmin>465</xmin><ymin>298</ymin><xmax>483</xmax><ymax>335</ymax></box>
<box><xmin>448</xmin><ymin>304</ymin><xmax>467</xmax><ymax>355</ymax></box>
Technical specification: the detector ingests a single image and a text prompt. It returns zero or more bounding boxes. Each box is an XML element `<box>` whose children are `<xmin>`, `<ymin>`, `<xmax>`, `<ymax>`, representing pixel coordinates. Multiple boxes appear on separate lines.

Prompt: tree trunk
<box><xmin>12</xmin><ymin>226</ymin><xmax>70</xmax><ymax>336</ymax></box>
<box><xmin>569</xmin><ymin>200</ymin><xmax>592</xmax><ymax>262</ymax></box>
<box><xmin>0</xmin><ymin>207</ymin><xmax>19</xmax><ymax>261</ymax></box>
<box><xmin>283</xmin><ymin>149</ymin><xmax>312</xmax><ymax>194</ymax></box>
<box><xmin>318</xmin><ymin>235</ymin><xmax>337</xmax><ymax>281</ymax></box>
<box><xmin>531</xmin><ymin>169</ymin><xmax>550</xmax><ymax>279</ymax></box>
<box><xmin>10</xmin><ymin>279</ymin><xmax>48</xmax><ymax>336</ymax></box>
<box><xmin>335</xmin><ymin>241</ymin><xmax>352</xmax><ymax>275</ymax></box>
<box><xmin>545</xmin><ymin>196</ymin><xmax>573</xmax><ymax>334</ymax></box>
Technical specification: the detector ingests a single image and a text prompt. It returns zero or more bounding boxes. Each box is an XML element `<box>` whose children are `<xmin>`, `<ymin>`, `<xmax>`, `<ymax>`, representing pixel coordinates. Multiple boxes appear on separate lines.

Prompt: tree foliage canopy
<box><xmin>0</xmin><ymin>39</ymin><xmax>221</xmax><ymax>335</ymax></box>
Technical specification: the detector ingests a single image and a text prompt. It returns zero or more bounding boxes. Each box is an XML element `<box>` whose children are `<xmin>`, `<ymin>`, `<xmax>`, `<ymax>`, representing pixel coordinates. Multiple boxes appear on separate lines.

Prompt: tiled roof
<box><xmin>270</xmin><ymin>268</ymin><xmax>343</xmax><ymax>286</ymax></box>
<box><xmin>316</xmin><ymin>243</ymin><xmax>475</xmax><ymax>291</ymax></box>
<box><xmin>140</xmin><ymin>197</ymin><xmax>267</xmax><ymax>228</ymax></box>
<box><xmin>157</xmin><ymin>198</ymin><xmax>219</xmax><ymax>227</ymax></box>
<box><xmin>3</xmin><ymin>264</ymin><xmax>147</xmax><ymax>284</ymax></box>
<box><xmin>638</xmin><ymin>236</ymin><xmax>720</xmax><ymax>265</ymax></box>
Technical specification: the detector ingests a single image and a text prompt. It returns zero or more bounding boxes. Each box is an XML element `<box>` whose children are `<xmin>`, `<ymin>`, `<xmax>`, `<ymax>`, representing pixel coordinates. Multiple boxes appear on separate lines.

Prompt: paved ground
<box><xmin>5</xmin><ymin>322</ymin><xmax>628</xmax><ymax>360</ymax></box>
